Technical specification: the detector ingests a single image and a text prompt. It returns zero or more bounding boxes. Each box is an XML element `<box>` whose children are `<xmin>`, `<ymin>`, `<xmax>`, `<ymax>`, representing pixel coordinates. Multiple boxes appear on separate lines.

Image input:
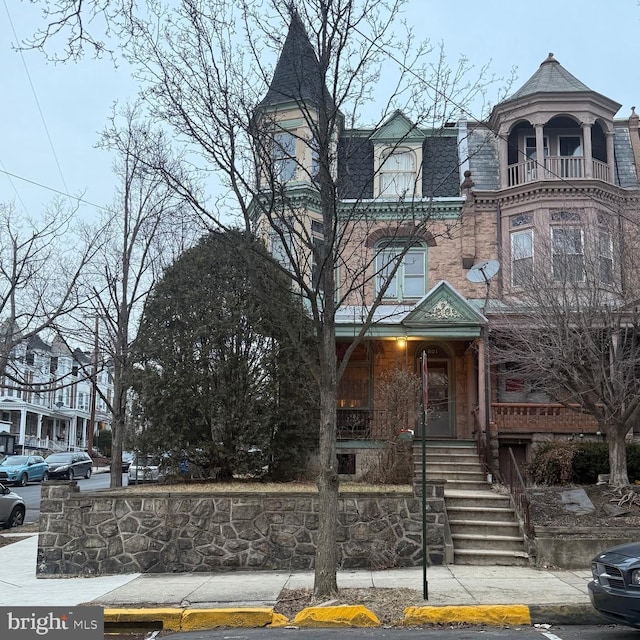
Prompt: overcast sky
<box><xmin>1</xmin><ymin>0</ymin><xmax>638</xmax><ymax>223</ymax></box>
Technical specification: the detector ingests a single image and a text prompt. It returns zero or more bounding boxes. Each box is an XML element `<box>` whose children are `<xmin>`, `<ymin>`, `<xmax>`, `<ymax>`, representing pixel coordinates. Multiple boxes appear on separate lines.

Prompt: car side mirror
<box><xmin>1</xmin><ymin>484</ymin><xmax>9</xmax><ymax>495</ymax></box>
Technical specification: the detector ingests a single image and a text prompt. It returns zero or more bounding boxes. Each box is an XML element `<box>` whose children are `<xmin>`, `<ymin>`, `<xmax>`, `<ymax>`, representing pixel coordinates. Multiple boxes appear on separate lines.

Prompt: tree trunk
<box><xmin>608</xmin><ymin>423</ymin><xmax>629</xmax><ymax>487</ymax></box>
<box><xmin>314</xmin><ymin>323</ymin><xmax>339</xmax><ymax>598</ymax></box>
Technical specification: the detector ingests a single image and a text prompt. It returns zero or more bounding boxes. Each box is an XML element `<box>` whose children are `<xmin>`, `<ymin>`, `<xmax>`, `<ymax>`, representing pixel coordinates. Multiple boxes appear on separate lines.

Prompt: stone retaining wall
<box><xmin>36</xmin><ymin>481</ymin><xmax>446</xmax><ymax>577</ymax></box>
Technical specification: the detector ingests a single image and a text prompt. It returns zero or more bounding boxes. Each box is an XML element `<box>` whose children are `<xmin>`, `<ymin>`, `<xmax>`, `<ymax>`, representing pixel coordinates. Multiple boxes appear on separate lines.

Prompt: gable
<box><xmin>370</xmin><ymin>111</ymin><xmax>423</xmax><ymax>143</ymax></box>
<box><xmin>402</xmin><ymin>281</ymin><xmax>487</xmax><ymax>328</ymax></box>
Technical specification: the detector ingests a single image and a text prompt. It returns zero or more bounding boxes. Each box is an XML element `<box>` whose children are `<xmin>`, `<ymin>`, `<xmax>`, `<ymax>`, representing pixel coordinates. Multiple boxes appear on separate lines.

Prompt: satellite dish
<box><xmin>466</xmin><ymin>259</ymin><xmax>500</xmax><ymax>284</ymax></box>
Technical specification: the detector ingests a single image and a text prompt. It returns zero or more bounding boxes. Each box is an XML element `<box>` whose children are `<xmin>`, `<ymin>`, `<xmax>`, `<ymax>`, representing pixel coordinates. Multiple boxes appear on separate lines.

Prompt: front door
<box><xmin>426</xmin><ymin>361</ymin><xmax>453</xmax><ymax>437</ymax></box>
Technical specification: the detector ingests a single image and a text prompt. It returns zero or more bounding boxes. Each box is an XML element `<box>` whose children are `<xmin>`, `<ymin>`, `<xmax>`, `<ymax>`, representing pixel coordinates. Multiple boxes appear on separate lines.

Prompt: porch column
<box><xmin>535</xmin><ymin>123</ymin><xmax>545</xmax><ymax>179</ymax></box>
<box><xmin>477</xmin><ymin>337</ymin><xmax>487</xmax><ymax>430</ymax></box>
<box><xmin>582</xmin><ymin>122</ymin><xmax>593</xmax><ymax>178</ymax></box>
<box><xmin>499</xmin><ymin>132</ymin><xmax>509</xmax><ymax>188</ymax></box>
<box><xmin>19</xmin><ymin>408</ymin><xmax>27</xmax><ymax>446</ymax></box>
<box><xmin>606</xmin><ymin>131</ymin><xmax>615</xmax><ymax>183</ymax></box>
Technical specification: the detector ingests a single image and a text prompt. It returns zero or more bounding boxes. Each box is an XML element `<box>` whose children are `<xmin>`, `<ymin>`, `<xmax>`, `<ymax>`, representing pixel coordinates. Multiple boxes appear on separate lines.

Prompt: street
<box><xmin>104</xmin><ymin>625</ymin><xmax>639</xmax><ymax>639</ymax></box>
<box><xmin>11</xmin><ymin>470</ymin><xmax>126</xmax><ymax>524</ymax></box>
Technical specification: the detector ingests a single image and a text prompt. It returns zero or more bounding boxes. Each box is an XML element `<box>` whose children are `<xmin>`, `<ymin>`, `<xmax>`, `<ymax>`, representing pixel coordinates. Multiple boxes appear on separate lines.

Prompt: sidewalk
<box><xmin>0</xmin><ymin>534</ymin><xmax>605</xmax><ymax>629</ymax></box>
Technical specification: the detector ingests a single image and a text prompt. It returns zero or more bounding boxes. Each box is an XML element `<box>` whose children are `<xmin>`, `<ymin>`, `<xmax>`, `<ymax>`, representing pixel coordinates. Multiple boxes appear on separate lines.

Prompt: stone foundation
<box><xmin>37</xmin><ymin>481</ymin><xmax>446</xmax><ymax>577</ymax></box>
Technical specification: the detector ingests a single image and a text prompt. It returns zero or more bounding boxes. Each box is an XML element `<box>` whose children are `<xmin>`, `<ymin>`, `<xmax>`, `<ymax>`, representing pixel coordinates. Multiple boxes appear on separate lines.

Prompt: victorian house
<box><xmin>0</xmin><ymin>334</ymin><xmax>113</xmax><ymax>455</ymax></box>
<box><xmin>256</xmin><ymin>11</ymin><xmax>640</xmax><ymax>491</ymax></box>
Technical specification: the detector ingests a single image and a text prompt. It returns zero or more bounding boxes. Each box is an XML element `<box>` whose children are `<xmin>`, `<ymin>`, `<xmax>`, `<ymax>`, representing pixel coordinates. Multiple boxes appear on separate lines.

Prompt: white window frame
<box><xmin>510</xmin><ymin>229</ymin><xmax>534</xmax><ymax>287</ymax></box>
<box><xmin>598</xmin><ymin>229</ymin><xmax>613</xmax><ymax>285</ymax></box>
<box><xmin>273</xmin><ymin>131</ymin><xmax>296</xmax><ymax>182</ymax></box>
<box><xmin>375</xmin><ymin>243</ymin><xmax>426</xmax><ymax>301</ymax></box>
<box><xmin>551</xmin><ymin>226</ymin><xmax>584</xmax><ymax>282</ymax></box>
<box><xmin>379</xmin><ymin>148</ymin><xmax>416</xmax><ymax>197</ymax></box>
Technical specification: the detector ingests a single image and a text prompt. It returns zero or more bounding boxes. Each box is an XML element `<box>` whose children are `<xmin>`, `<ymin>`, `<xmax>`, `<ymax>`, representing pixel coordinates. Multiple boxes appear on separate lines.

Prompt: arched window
<box><xmin>379</xmin><ymin>148</ymin><xmax>416</xmax><ymax>196</ymax></box>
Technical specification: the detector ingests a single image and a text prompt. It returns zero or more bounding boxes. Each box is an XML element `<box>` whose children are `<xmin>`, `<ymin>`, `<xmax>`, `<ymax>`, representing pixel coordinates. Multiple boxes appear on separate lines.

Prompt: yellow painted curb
<box><xmin>269</xmin><ymin>612</ymin><xmax>291</xmax><ymax>627</ymax></box>
<box><xmin>104</xmin><ymin>608</ymin><xmax>183</xmax><ymax>631</ymax></box>
<box><xmin>293</xmin><ymin>605</ymin><xmax>380</xmax><ymax>627</ymax></box>
<box><xmin>404</xmin><ymin>605</ymin><xmax>532</xmax><ymax>626</ymax></box>
<box><xmin>181</xmin><ymin>607</ymin><xmax>275</xmax><ymax>630</ymax></box>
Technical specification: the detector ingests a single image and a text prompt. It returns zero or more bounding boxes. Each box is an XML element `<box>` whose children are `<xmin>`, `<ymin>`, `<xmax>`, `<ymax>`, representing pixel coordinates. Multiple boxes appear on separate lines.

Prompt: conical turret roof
<box><xmin>508</xmin><ymin>53</ymin><xmax>591</xmax><ymax>100</ymax></box>
<box><xmin>260</xmin><ymin>11</ymin><xmax>331</xmax><ymax>109</ymax></box>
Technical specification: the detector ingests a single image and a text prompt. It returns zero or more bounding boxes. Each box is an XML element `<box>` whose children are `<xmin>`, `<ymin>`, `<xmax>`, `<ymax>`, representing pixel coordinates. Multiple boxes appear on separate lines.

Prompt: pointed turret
<box><xmin>260</xmin><ymin>10</ymin><xmax>331</xmax><ymax>110</ymax></box>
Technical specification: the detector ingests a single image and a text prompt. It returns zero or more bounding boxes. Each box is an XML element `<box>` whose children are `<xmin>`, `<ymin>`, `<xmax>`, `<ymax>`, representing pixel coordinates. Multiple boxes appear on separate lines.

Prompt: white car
<box><xmin>127</xmin><ymin>456</ymin><xmax>164</xmax><ymax>483</ymax></box>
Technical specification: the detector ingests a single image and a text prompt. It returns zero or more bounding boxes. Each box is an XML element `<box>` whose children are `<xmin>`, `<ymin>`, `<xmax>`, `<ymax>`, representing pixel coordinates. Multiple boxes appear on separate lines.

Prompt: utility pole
<box><xmin>87</xmin><ymin>316</ymin><xmax>99</xmax><ymax>456</ymax></box>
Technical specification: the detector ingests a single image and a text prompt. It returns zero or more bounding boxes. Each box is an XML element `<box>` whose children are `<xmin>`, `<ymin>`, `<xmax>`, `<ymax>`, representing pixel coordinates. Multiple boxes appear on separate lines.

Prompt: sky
<box><xmin>1</xmin><ymin>0</ymin><xmax>639</xmax><ymax>223</ymax></box>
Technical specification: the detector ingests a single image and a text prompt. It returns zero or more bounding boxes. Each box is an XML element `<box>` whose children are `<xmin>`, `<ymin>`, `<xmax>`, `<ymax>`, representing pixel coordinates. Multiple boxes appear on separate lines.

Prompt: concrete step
<box><xmin>449</xmin><ymin>519</ymin><xmax>522</xmax><ymax>537</ymax></box>
<box><xmin>447</xmin><ymin>506</ymin><xmax>517</xmax><ymax>522</ymax></box>
<box><xmin>418</xmin><ymin>449</ymin><xmax>477</xmax><ymax>459</ymax></box>
<box><xmin>438</xmin><ymin>479</ymin><xmax>492</xmax><ymax>491</ymax></box>
<box><xmin>453</xmin><ymin>548</ymin><xmax>530</xmax><ymax>566</ymax></box>
<box><xmin>423</xmin><ymin>470</ymin><xmax>486</xmax><ymax>481</ymax></box>
<box><xmin>451</xmin><ymin>533</ymin><xmax>526</xmax><ymax>552</ymax></box>
<box><xmin>419</xmin><ymin>460</ymin><xmax>484</xmax><ymax>472</ymax></box>
<box><xmin>444</xmin><ymin>491</ymin><xmax>511</xmax><ymax>508</ymax></box>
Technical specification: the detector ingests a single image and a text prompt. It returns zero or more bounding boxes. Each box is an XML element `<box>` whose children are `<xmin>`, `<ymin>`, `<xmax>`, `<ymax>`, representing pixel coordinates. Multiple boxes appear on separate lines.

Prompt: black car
<box><xmin>589</xmin><ymin>541</ymin><xmax>640</xmax><ymax>628</ymax></box>
<box><xmin>45</xmin><ymin>452</ymin><xmax>93</xmax><ymax>480</ymax></box>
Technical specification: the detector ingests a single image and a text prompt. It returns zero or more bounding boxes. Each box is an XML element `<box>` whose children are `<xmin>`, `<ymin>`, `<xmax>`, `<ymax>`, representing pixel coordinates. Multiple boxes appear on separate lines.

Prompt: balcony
<box><xmin>507</xmin><ymin>157</ymin><xmax>610</xmax><ymax>187</ymax></box>
<box><xmin>492</xmin><ymin>403</ymin><xmax>599</xmax><ymax>434</ymax></box>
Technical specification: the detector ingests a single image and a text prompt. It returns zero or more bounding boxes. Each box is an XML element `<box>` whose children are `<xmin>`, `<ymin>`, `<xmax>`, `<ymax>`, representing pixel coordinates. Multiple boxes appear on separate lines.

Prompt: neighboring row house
<box><xmin>256</xmin><ymin>15</ymin><xmax>640</xmax><ymax>481</ymax></box>
<box><xmin>0</xmin><ymin>334</ymin><xmax>112</xmax><ymax>455</ymax></box>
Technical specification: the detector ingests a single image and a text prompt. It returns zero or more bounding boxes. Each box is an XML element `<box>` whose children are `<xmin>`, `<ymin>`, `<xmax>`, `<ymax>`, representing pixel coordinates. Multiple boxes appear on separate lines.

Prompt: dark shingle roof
<box><xmin>422</xmin><ymin>137</ymin><xmax>460</xmax><ymax>197</ymax></box>
<box><xmin>260</xmin><ymin>12</ymin><xmax>331</xmax><ymax>109</ymax></box>
<box><xmin>508</xmin><ymin>53</ymin><xmax>591</xmax><ymax>101</ymax></box>
<box><xmin>337</xmin><ymin>136</ymin><xmax>374</xmax><ymax>199</ymax></box>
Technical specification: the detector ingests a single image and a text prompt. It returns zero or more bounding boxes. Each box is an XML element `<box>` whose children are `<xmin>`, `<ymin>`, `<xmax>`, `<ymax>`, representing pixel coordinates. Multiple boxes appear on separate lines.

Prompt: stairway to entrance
<box><xmin>414</xmin><ymin>440</ymin><xmax>529</xmax><ymax>566</ymax></box>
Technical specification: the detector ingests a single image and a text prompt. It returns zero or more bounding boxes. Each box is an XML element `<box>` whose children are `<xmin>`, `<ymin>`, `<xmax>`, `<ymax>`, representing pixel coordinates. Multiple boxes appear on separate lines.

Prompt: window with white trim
<box><xmin>379</xmin><ymin>148</ymin><xmax>416</xmax><ymax>196</ymax></box>
<box><xmin>375</xmin><ymin>243</ymin><xmax>426</xmax><ymax>300</ymax></box>
<box><xmin>273</xmin><ymin>131</ymin><xmax>296</xmax><ymax>182</ymax></box>
<box><xmin>598</xmin><ymin>229</ymin><xmax>613</xmax><ymax>284</ymax></box>
<box><xmin>511</xmin><ymin>229</ymin><xmax>533</xmax><ymax>287</ymax></box>
<box><xmin>551</xmin><ymin>227</ymin><xmax>584</xmax><ymax>282</ymax></box>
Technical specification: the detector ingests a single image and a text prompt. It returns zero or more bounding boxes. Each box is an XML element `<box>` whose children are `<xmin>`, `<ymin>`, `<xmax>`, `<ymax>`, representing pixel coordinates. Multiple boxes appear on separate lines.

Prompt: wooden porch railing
<box><xmin>492</xmin><ymin>403</ymin><xmax>599</xmax><ymax>434</ymax></box>
<box><xmin>504</xmin><ymin>446</ymin><xmax>533</xmax><ymax>538</ymax></box>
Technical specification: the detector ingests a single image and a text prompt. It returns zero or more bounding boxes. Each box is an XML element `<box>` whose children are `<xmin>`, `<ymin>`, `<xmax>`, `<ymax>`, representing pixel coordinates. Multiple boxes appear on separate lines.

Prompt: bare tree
<box><xmin>490</xmin><ymin>209</ymin><xmax>640</xmax><ymax>487</ymax></box>
<box><xmin>77</xmin><ymin>102</ymin><xmax>200</xmax><ymax>487</ymax></box>
<box><xmin>116</xmin><ymin>0</ymin><xmax>501</xmax><ymax>596</ymax></box>
<box><xmin>0</xmin><ymin>200</ymin><xmax>99</xmax><ymax>388</ymax></box>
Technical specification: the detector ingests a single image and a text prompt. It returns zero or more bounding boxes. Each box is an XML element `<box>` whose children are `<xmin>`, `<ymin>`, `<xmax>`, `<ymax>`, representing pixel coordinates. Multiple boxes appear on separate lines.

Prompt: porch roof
<box><xmin>335</xmin><ymin>280</ymin><xmax>487</xmax><ymax>339</ymax></box>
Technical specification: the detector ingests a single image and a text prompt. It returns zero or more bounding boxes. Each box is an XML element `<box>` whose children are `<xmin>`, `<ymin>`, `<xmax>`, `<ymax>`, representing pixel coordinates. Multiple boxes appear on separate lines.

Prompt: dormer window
<box><xmin>379</xmin><ymin>148</ymin><xmax>416</xmax><ymax>196</ymax></box>
<box><xmin>273</xmin><ymin>131</ymin><xmax>296</xmax><ymax>182</ymax></box>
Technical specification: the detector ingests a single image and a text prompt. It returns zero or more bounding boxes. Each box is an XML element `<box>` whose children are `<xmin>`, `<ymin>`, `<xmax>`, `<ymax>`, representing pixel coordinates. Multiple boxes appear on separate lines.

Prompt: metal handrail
<box><xmin>505</xmin><ymin>447</ymin><xmax>533</xmax><ymax>537</ymax></box>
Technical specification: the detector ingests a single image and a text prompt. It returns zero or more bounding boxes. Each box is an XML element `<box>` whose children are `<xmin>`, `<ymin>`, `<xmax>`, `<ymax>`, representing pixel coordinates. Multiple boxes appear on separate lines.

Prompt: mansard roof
<box><xmin>508</xmin><ymin>53</ymin><xmax>591</xmax><ymax>100</ymax></box>
<box><xmin>260</xmin><ymin>11</ymin><xmax>331</xmax><ymax>110</ymax></box>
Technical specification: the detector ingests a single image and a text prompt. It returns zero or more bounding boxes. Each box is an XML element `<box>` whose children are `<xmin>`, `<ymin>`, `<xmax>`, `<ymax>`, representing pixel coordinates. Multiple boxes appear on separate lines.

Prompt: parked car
<box><xmin>120</xmin><ymin>451</ymin><xmax>134</xmax><ymax>473</ymax></box>
<box><xmin>0</xmin><ymin>454</ymin><xmax>49</xmax><ymax>486</ymax></box>
<box><xmin>127</xmin><ymin>455</ymin><xmax>164</xmax><ymax>483</ymax></box>
<box><xmin>589</xmin><ymin>541</ymin><xmax>640</xmax><ymax>628</ymax></box>
<box><xmin>45</xmin><ymin>452</ymin><xmax>93</xmax><ymax>480</ymax></box>
<box><xmin>0</xmin><ymin>482</ymin><xmax>26</xmax><ymax>529</ymax></box>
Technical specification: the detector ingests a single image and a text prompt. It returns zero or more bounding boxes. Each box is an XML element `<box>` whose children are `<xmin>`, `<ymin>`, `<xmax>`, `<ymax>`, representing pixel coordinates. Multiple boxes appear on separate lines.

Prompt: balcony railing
<box><xmin>492</xmin><ymin>403</ymin><xmax>599</xmax><ymax>434</ymax></box>
<box><xmin>507</xmin><ymin>157</ymin><xmax>610</xmax><ymax>186</ymax></box>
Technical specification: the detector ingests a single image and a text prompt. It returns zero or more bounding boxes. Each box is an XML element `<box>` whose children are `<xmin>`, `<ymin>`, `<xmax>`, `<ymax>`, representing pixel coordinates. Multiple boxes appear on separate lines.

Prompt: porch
<box><xmin>492</xmin><ymin>403</ymin><xmax>599</xmax><ymax>434</ymax></box>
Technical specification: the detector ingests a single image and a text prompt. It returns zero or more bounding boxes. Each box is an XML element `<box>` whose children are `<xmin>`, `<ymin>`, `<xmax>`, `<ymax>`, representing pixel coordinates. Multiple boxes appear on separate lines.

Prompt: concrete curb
<box><xmin>104</xmin><ymin>603</ymin><xmax>604</xmax><ymax>631</ymax></box>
